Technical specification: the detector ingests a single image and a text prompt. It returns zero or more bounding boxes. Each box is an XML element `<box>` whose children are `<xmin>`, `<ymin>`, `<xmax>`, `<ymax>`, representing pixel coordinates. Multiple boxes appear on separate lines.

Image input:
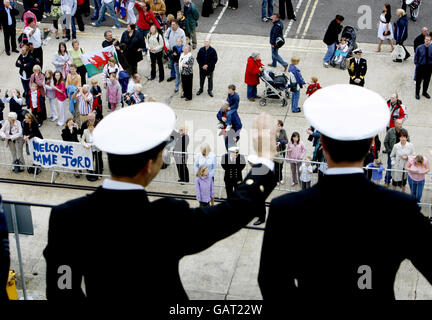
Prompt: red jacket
<box><xmin>135</xmin><ymin>3</ymin><xmax>161</xmax><ymax>30</ymax></box>
<box><xmin>244</xmin><ymin>57</ymin><xmax>263</xmax><ymax>86</ymax></box>
<box><xmin>28</xmin><ymin>89</ymin><xmax>43</xmax><ymax>113</ymax></box>
<box><xmin>306</xmin><ymin>83</ymin><xmax>322</xmax><ymax>97</ymax></box>
<box><xmin>387</xmin><ymin>99</ymin><xmax>407</xmax><ymax>129</ymax></box>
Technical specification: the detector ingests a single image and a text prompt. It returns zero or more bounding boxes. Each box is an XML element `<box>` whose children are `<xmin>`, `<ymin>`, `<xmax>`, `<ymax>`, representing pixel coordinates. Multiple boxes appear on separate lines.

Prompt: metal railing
<box><xmin>0</xmin><ymin>145</ymin><xmax>431</xmax><ymax>203</ymax></box>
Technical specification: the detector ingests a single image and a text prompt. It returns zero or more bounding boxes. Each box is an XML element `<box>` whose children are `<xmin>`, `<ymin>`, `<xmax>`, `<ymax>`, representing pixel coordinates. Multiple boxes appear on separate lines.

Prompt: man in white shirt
<box><xmin>23</xmin><ymin>18</ymin><xmax>43</xmax><ymax>68</ymax></box>
<box><xmin>164</xmin><ymin>20</ymin><xmax>186</xmax><ymax>82</ymax></box>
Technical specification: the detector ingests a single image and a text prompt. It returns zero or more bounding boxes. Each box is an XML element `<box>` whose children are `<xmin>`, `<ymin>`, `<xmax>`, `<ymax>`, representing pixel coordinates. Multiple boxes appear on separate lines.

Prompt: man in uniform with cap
<box><xmin>221</xmin><ymin>146</ymin><xmax>246</xmax><ymax>199</ymax></box>
<box><xmin>258</xmin><ymin>84</ymin><xmax>432</xmax><ymax>301</ymax></box>
<box><xmin>348</xmin><ymin>49</ymin><xmax>367</xmax><ymax>87</ymax></box>
<box><xmin>44</xmin><ymin>102</ymin><xmax>277</xmax><ymax>302</ymax></box>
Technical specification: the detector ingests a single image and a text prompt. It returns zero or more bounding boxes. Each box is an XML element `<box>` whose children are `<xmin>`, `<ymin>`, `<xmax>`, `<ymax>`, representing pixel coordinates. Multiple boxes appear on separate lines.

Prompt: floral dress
<box><xmin>50</xmin><ymin>0</ymin><xmax>62</xmax><ymax>19</ymax></box>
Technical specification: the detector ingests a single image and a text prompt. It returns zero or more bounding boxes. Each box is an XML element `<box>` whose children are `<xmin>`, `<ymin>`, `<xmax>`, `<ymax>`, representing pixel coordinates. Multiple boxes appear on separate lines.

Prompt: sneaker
<box><xmin>226</xmin><ymin>124</ymin><xmax>232</xmax><ymax>131</ymax></box>
<box><xmin>217</xmin><ymin>123</ymin><xmax>225</xmax><ymax>129</ymax></box>
<box><xmin>262</xmin><ymin>17</ymin><xmax>269</xmax><ymax>22</ymax></box>
<box><xmin>112</xmin><ymin>25</ymin><xmax>119</xmax><ymax>29</ymax></box>
<box><xmin>323</xmin><ymin>62</ymin><xmax>329</xmax><ymax>68</ymax></box>
<box><xmin>291</xmin><ymin>182</ymin><xmax>296</xmax><ymax>186</ymax></box>
<box><xmin>280</xmin><ymin>180</ymin><xmax>285</xmax><ymax>185</ymax></box>
<box><xmin>91</xmin><ymin>22</ymin><xmax>99</xmax><ymax>27</ymax></box>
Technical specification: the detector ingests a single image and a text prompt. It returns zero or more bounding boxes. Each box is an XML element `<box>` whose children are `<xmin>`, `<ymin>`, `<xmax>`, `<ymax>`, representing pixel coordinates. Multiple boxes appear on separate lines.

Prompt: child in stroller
<box><xmin>332</xmin><ymin>37</ymin><xmax>349</xmax><ymax>65</ymax></box>
<box><xmin>330</xmin><ymin>26</ymin><xmax>358</xmax><ymax>69</ymax></box>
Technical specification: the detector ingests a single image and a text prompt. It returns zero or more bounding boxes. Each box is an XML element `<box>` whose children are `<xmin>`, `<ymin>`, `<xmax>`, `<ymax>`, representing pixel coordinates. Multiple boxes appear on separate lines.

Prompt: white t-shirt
<box><xmin>24</xmin><ymin>26</ymin><xmax>42</xmax><ymax>48</ymax></box>
<box><xmin>30</xmin><ymin>90</ymin><xmax>38</xmax><ymax>109</ymax></box>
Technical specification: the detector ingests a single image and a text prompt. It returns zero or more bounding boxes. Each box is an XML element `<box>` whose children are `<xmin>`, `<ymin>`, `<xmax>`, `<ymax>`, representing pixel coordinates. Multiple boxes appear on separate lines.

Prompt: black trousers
<box><xmin>228</xmin><ymin>0</ymin><xmax>238</xmax><ymax>8</ymax></box>
<box><xmin>93</xmin><ymin>151</ymin><xmax>103</xmax><ymax>174</ymax></box>
<box><xmin>225</xmin><ymin>179</ymin><xmax>240</xmax><ymax>198</ymax></box>
<box><xmin>75</xmin><ymin>6</ymin><xmax>85</xmax><ymax>31</ymax></box>
<box><xmin>77</xmin><ymin>65</ymin><xmax>87</xmax><ymax>85</ymax></box>
<box><xmin>274</xmin><ymin>162</ymin><xmax>284</xmax><ymax>182</ymax></box>
<box><xmin>279</xmin><ymin>0</ymin><xmax>295</xmax><ymax>20</ymax></box>
<box><xmin>150</xmin><ymin>51</ymin><xmax>164</xmax><ymax>81</ymax></box>
<box><xmin>181</xmin><ymin>74</ymin><xmax>193</xmax><ymax>100</ymax></box>
<box><xmin>33</xmin><ymin>47</ymin><xmax>43</xmax><ymax>69</ymax></box>
<box><xmin>199</xmin><ymin>69</ymin><xmax>213</xmax><ymax>92</ymax></box>
<box><xmin>3</xmin><ymin>25</ymin><xmax>17</xmax><ymax>53</ymax></box>
<box><xmin>416</xmin><ymin>65</ymin><xmax>432</xmax><ymax>95</ymax></box>
<box><xmin>257</xmin><ymin>204</ymin><xmax>266</xmax><ymax>222</ymax></box>
<box><xmin>176</xmin><ymin>163</ymin><xmax>189</xmax><ymax>182</ymax></box>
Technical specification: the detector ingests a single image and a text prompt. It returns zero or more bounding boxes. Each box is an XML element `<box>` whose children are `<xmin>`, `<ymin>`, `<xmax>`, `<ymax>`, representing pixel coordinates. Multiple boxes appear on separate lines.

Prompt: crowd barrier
<box><xmin>0</xmin><ymin>143</ymin><xmax>431</xmax><ymax>203</ymax></box>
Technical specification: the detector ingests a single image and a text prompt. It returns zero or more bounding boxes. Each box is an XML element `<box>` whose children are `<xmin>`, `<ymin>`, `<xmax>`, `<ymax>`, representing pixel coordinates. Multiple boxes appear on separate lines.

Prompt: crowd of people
<box><xmin>0</xmin><ymin>0</ymin><xmax>430</xmax><ymax>210</ymax></box>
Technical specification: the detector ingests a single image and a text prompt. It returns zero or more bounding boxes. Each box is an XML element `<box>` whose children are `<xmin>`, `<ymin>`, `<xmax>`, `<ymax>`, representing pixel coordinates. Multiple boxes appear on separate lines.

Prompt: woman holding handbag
<box><xmin>377</xmin><ymin>3</ymin><xmax>395</xmax><ymax>53</ymax></box>
<box><xmin>393</xmin><ymin>8</ymin><xmax>410</xmax><ymax>63</ymax></box>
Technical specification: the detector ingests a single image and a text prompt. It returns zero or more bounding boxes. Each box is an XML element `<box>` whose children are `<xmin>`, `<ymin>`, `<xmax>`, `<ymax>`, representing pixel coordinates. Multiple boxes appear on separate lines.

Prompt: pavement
<box><xmin>1</xmin><ymin>2</ymin><xmax>432</xmax><ymax>300</ymax></box>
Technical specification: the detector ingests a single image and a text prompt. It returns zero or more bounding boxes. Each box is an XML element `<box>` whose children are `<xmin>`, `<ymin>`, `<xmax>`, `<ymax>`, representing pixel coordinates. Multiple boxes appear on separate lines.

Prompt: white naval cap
<box><xmin>353</xmin><ymin>48</ymin><xmax>362</xmax><ymax>54</ymax></box>
<box><xmin>304</xmin><ymin>84</ymin><xmax>390</xmax><ymax>141</ymax></box>
<box><xmin>93</xmin><ymin>102</ymin><xmax>176</xmax><ymax>155</ymax></box>
<box><xmin>228</xmin><ymin>146</ymin><xmax>240</xmax><ymax>153</ymax></box>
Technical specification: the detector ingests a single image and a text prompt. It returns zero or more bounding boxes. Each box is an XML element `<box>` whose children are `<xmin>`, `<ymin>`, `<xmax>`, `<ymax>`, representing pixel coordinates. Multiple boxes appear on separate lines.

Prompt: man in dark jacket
<box><xmin>414</xmin><ymin>34</ymin><xmax>432</xmax><ymax>100</ymax></box>
<box><xmin>269</xmin><ymin>13</ymin><xmax>288</xmax><ymax>71</ymax></box>
<box><xmin>413</xmin><ymin>27</ymin><xmax>429</xmax><ymax>52</ymax></box>
<box><xmin>15</xmin><ymin>44</ymin><xmax>35</xmax><ymax>107</ymax></box>
<box><xmin>43</xmin><ymin>102</ymin><xmax>277</xmax><ymax>304</ymax></box>
<box><xmin>259</xmin><ymin>84</ymin><xmax>432</xmax><ymax>302</ymax></box>
<box><xmin>171</xmin><ymin>125</ymin><xmax>190</xmax><ymax>183</ymax></box>
<box><xmin>348</xmin><ymin>48</ymin><xmax>367</xmax><ymax>87</ymax></box>
<box><xmin>217</xmin><ymin>101</ymin><xmax>243</xmax><ymax>151</ymax></box>
<box><xmin>393</xmin><ymin>9</ymin><xmax>410</xmax><ymax>63</ymax></box>
<box><xmin>0</xmin><ymin>0</ymin><xmax>19</xmax><ymax>56</ymax></box>
<box><xmin>0</xmin><ymin>195</ymin><xmax>10</xmax><ymax>301</ymax></box>
<box><xmin>323</xmin><ymin>14</ymin><xmax>344</xmax><ymax>67</ymax></box>
<box><xmin>196</xmin><ymin>39</ymin><xmax>218</xmax><ymax>97</ymax></box>
<box><xmin>221</xmin><ymin>147</ymin><xmax>246</xmax><ymax>198</ymax></box>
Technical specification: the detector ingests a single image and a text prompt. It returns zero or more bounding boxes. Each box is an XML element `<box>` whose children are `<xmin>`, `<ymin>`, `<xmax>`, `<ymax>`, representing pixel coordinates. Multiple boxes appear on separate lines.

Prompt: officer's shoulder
<box><xmin>271</xmin><ymin>187</ymin><xmax>318</xmax><ymax>209</ymax></box>
<box><xmin>151</xmin><ymin>197</ymin><xmax>190</xmax><ymax>213</ymax></box>
<box><xmin>50</xmin><ymin>194</ymin><xmax>92</xmax><ymax>222</ymax></box>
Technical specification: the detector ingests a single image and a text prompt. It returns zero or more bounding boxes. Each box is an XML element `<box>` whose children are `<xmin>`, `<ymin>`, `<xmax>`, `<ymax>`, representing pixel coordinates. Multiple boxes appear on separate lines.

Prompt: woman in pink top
<box><xmin>286</xmin><ymin>131</ymin><xmax>306</xmax><ymax>186</ymax></box>
<box><xmin>406</xmin><ymin>155</ymin><xmax>430</xmax><ymax>203</ymax></box>
<box><xmin>53</xmin><ymin>71</ymin><xmax>67</xmax><ymax>127</ymax></box>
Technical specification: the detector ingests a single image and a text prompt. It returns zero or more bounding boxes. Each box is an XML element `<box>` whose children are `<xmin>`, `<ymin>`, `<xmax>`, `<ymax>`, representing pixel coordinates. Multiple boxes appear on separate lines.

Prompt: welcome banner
<box><xmin>29</xmin><ymin>138</ymin><xmax>93</xmax><ymax>170</ymax></box>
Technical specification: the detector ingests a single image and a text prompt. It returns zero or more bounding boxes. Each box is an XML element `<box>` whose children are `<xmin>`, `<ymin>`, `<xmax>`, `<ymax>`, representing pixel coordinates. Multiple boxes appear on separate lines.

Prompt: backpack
<box><xmin>288</xmin><ymin>71</ymin><xmax>297</xmax><ymax>91</ymax></box>
<box><xmin>18</xmin><ymin>32</ymin><xmax>29</xmax><ymax>47</ymax></box>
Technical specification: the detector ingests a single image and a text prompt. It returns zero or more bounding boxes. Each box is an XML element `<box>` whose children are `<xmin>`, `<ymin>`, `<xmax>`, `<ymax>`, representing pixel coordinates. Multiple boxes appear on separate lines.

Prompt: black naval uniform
<box><xmin>258</xmin><ymin>171</ymin><xmax>432</xmax><ymax>301</ymax></box>
<box><xmin>44</xmin><ymin>164</ymin><xmax>275</xmax><ymax>301</ymax></box>
<box><xmin>221</xmin><ymin>153</ymin><xmax>246</xmax><ymax>198</ymax></box>
<box><xmin>348</xmin><ymin>57</ymin><xmax>367</xmax><ymax>87</ymax></box>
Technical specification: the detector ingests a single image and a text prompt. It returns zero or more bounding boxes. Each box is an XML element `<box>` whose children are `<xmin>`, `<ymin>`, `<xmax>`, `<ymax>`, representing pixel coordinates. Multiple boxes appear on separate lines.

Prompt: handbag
<box><xmin>383</xmin><ymin>30</ymin><xmax>391</xmax><ymax>36</ymax></box>
<box><xmin>391</xmin><ymin>45</ymin><xmax>405</xmax><ymax>60</ymax></box>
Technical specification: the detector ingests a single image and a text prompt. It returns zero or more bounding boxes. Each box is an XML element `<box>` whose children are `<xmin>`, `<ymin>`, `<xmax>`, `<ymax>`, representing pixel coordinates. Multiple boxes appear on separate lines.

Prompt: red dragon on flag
<box><xmin>80</xmin><ymin>45</ymin><xmax>118</xmax><ymax>78</ymax></box>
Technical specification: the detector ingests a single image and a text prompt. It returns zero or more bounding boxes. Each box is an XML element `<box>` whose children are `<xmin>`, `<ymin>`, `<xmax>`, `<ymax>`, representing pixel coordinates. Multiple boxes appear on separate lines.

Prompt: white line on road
<box><xmin>301</xmin><ymin>0</ymin><xmax>319</xmax><ymax>39</ymax></box>
<box><xmin>206</xmin><ymin>2</ymin><xmax>229</xmax><ymax>40</ymax></box>
<box><xmin>294</xmin><ymin>0</ymin><xmax>312</xmax><ymax>39</ymax></box>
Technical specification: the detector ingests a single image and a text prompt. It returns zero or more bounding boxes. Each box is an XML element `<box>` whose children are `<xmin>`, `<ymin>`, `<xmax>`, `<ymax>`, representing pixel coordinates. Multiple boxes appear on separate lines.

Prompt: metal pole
<box><xmin>10</xmin><ymin>204</ymin><xmax>28</xmax><ymax>300</ymax></box>
<box><xmin>50</xmin><ymin>170</ymin><xmax>55</xmax><ymax>184</ymax></box>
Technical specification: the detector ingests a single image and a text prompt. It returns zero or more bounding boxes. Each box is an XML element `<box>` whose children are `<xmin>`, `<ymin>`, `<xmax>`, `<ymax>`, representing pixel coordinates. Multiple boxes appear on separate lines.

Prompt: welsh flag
<box><xmin>80</xmin><ymin>45</ymin><xmax>118</xmax><ymax>78</ymax></box>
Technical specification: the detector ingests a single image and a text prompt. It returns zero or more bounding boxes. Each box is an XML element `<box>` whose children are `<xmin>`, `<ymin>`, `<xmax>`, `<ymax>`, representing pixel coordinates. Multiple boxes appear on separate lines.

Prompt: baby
<box><xmin>333</xmin><ymin>37</ymin><xmax>349</xmax><ymax>64</ymax></box>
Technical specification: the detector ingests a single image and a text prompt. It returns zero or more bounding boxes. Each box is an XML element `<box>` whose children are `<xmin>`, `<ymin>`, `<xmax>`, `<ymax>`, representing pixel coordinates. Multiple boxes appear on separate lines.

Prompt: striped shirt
<box><xmin>76</xmin><ymin>92</ymin><xmax>93</xmax><ymax>115</ymax></box>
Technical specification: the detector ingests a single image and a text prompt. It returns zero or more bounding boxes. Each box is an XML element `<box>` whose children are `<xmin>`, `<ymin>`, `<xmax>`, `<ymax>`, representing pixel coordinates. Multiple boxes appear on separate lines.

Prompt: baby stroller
<box><xmin>258</xmin><ymin>69</ymin><xmax>290</xmax><ymax>107</ymax></box>
<box><xmin>330</xmin><ymin>25</ymin><xmax>358</xmax><ymax>70</ymax></box>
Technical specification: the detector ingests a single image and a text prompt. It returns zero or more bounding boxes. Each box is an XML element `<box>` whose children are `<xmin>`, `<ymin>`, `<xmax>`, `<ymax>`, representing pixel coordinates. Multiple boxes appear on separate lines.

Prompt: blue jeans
<box><xmin>65</xmin><ymin>16</ymin><xmax>77</xmax><ymax>39</ymax></box>
<box><xmin>408</xmin><ymin>177</ymin><xmax>425</xmax><ymax>203</ymax></box>
<box><xmin>169</xmin><ymin>56</ymin><xmax>176</xmax><ymax>78</ymax></box>
<box><xmin>271</xmin><ymin>46</ymin><xmax>288</xmax><ymax>67</ymax></box>
<box><xmin>92</xmin><ymin>0</ymin><xmax>103</xmax><ymax>19</ymax></box>
<box><xmin>96</xmin><ymin>1</ymin><xmax>120</xmax><ymax>28</ymax></box>
<box><xmin>291</xmin><ymin>90</ymin><xmax>300</xmax><ymax>112</ymax></box>
<box><xmin>138</xmin><ymin>27</ymin><xmax>149</xmax><ymax>51</ymax></box>
<box><xmin>385</xmin><ymin>154</ymin><xmax>392</xmax><ymax>184</ymax></box>
<box><xmin>261</xmin><ymin>0</ymin><xmax>273</xmax><ymax>19</ymax></box>
<box><xmin>323</xmin><ymin>42</ymin><xmax>336</xmax><ymax>63</ymax></box>
<box><xmin>174</xmin><ymin>63</ymin><xmax>180</xmax><ymax>91</ymax></box>
<box><xmin>247</xmin><ymin>85</ymin><xmax>257</xmax><ymax>99</ymax></box>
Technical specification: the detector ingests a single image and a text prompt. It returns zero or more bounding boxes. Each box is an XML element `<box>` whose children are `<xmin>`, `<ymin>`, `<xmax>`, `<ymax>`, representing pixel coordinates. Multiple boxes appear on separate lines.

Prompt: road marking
<box><xmin>206</xmin><ymin>2</ymin><xmax>229</xmax><ymax>40</ymax></box>
<box><xmin>284</xmin><ymin>0</ymin><xmax>304</xmax><ymax>38</ymax></box>
<box><xmin>294</xmin><ymin>0</ymin><xmax>312</xmax><ymax>39</ymax></box>
<box><xmin>301</xmin><ymin>0</ymin><xmax>319</xmax><ymax>39</ymax></box>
